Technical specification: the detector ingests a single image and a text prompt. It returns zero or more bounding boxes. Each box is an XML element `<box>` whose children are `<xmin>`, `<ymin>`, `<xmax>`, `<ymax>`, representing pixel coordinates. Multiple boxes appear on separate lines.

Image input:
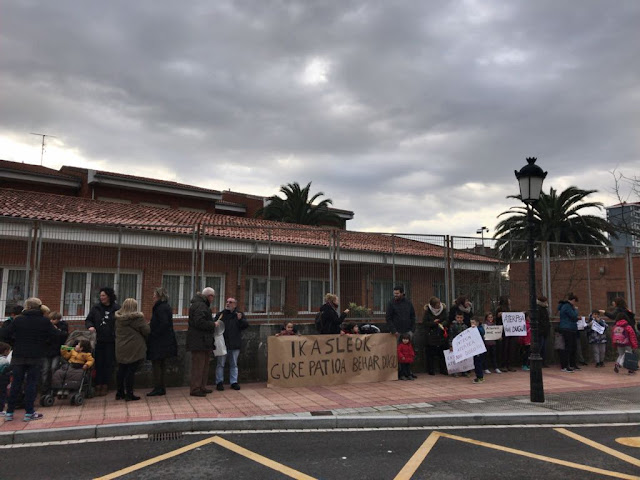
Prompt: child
<box><xmin>612</xmin><ymin>312</ymin><xmax>638</xmax><ymax>375</ymax></box>
<box><xmin>397</xmin><ymin>333</ymin><xmax>415</xmax><ymax>380</ymax></box>
<box><xmin>588</xmin><ymin>309</ymin><xmax>608</xmax><ymax>367</ymax></box>
<box><xmin>470</xmin><ymin>318</ymin><xmax>485</xmax><ymax>384</ymax></box>
<box><xmin>448</xmin><ymin>312</ymin><xmax>469</xmax><ymax>377</ymax></box>
<box><xmin>518</xmin><ymin>312</ymin><xmax>532</xmax><ymax>371</ymax></box>
<box><xmin>340</xmin><ymin>322</ymin><xmax>359</xmax><ymax>335</ymax></box>
<box><xmin>275</xmin><ymin>322</ymin><xmax>299</xmax><ymax>336</ymax></box>
<box><xmin>483</xmin><ymin>313</ymin><xmax>501</xmax><ymax>373</ymax></box>
<box><xmin>0</xmin><ymin>342</ymin><xmax>11</xmax><ymax>415</ymax></box>
<box><xmin>42</xmin><ymin>311</ymin><xmax>68</xmax><ymax>394</ymax></box>
<box><xmin>52</xmin><ymin>339</ymin><xmax>94</xmax><ymax>398</ymax></box>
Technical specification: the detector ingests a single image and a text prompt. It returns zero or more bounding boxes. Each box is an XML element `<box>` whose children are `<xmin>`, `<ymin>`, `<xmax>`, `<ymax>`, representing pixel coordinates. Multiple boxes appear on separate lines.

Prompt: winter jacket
<box><xmin>0</xmin><ymin>309</ymin><xmax>59</xmax><ymax>362</ymax></box>
<box><xmin>319</xmin><ymin>303</ymin><xmax>347</xmax><ymax>335</ymax></box>
<box><xmin>216</xmin><ymin>307</ymin><xmax>248</xmax><ymax>351</ymax></box>
<box><xmin>397</xmin><ymin>342</ymin><xmax>415</xmax><ymax>364</ymax></box>
<box><xmin>115</xmin><ymin>311</ymin><xmax>149</xmax><ymax>364</ymax></box>
<box><xmin>423</xmin><ymin>305</ymin><xmax>449</xmax><ymax>347</ymax></box>
<box><xmin>557</xmin><ymin>301</ymin><xmax>579</xmax><ymax>331</ymax></box>
<box><xmin>611</xmin><ymin>319</ymin><xmax>638</xmax><ymax>349</ymax></box>
<box><xmin>386</xmin><ymin>297</ymin><xmax>416</xmax><ymax>334</ymax></box>
<box><xmin>47</xmin><ymin>321</ymin><xmax>69</xmax><ymax>358</ymax></box>
<box><xmin>587</xmin><ymin>316</ymin><xmax>608</xmax><ymax>344</ymax></box>
<box><xmin>61</xmin><ymin>347</ymin><xmax>95</xmax><ymax>368</ymax></box>
<box><xmin>147</xmin><ymin>300</ymin><xmax>178</xmax><ymax>361</ymax></box>
<box><xmin>85</xmin><ymin>302</ymin><xmax>120</xmax><ymax>344</ymax></box>
<box><xmin>186</xmin><ymin>294</ymin><xmax>217</xmax><ymax>352</ymax></box>
<box><xmin>537</xmin><ymin>303</ymin><xmax>551</xmax><ymax>339</ymax></box>
<box><xmin>604</xmin><ymin>307</ymin><xmax>636</xmax><ymax>331</ymax></box>
<box><xmin>448</xmin><ymin>321</ymin><xmax>468</xmax><ymax>348</ymax></box>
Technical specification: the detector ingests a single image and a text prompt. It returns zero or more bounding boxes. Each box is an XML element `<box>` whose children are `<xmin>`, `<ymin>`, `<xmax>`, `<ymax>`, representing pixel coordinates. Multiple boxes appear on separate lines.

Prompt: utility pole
<box><xmin>30</xmin><ymin>133</ymin><xmax>56</xmax><ymax>165</ymax></box>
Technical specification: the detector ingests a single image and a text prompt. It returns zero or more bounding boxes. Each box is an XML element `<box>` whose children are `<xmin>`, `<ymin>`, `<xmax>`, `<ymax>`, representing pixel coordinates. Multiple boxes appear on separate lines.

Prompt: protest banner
<box><xmin>453</xmin><ymin>327</ymin><xmax>487</xmax><ymax>363</ymax></box>
<box><xmin>591</xmin><ymin>321</ymin><xmax>605</xmax><ymax>334</ymax></box>
<box><xmin>483</xmin><ymin>325</ymin><xmax>503</xmax><ymax>341</ymax></box>
<box><xmin>502</xmin><ymin>312</ymin><xmax>527</xmax><ymax>337</ymax></box>
<box><xmin>444</xmin><ymin>349</ymin><xmax>474</xmax><ymax>374</ymax></box>
<box><xmin>577</xmin><ymin>317</ymin><xmax>587</xmax><ymax>330</ymax></box>
<box><xmin>267</xmin><ymin>334</ymin><xmax>398</xmax><ymax>387</ymax></box>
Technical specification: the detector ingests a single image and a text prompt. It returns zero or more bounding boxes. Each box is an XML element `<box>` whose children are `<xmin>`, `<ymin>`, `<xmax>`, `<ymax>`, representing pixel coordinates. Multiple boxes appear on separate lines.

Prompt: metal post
<box><xmin>115</xmin><ymin>227</ymin><xmax>122</xmax><ymax>297</ymax></box>
<box><xmin>528</xmin><ymin>204</ymin><xmax>544</xmax><ymax>403</ymax></box>
<box><xmin>391</xmin><ymin>235</ymin><xmax>396</xmax><ymax>288</ymax></box>
<box><xmin>25</xmin><ymin>222</ymin><xmax>33</xmax><ymax>298</ymax></box>
<box><xmin>336</xmin><ymin>230</ymin><xmax>341</xmax><ymax>307</ymax></box>
<box><xmin>450</xmin><ymin>236</ymin><xmax>456</xmax><ymax>304</ymax></box>
<box><xmin>586</xmin><ymin>245</ymin><xmax>592</xmax><ymax>313</ymax></box>
<box><xmin>328</xmin><ymin>231</ymin><xmax>334</xmax><ymax>293</ymax></box>
<box><xmin>200</xmin><ymin>226</ymin><xmax>206</xmax><ymax>292</ymax></box>
<box><xmin>266</xmin><ymin>228</ymin><xmax>272</xmax><ymax>323</ymax></box>
<box><xmin>444</xmin><ymin>235</ymin><xmax>451</xmax><ymax>305</ymax></box>
<box><xmin>191</xmin><ymin>227</ymin><xmax>196</xmax><ymax>300</ymax></box>
<box><xmin>33</xmin><ymin>223</ymin><xmax>43</xmax><ymax>297</ymax></box>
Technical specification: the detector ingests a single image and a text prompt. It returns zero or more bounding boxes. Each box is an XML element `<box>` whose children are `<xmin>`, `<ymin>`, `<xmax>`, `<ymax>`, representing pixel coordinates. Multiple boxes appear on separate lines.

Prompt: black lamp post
<box><xmin>515</xmin><ymin>157</ymin><xmax>547</xmax><ymax>403</ymax></box>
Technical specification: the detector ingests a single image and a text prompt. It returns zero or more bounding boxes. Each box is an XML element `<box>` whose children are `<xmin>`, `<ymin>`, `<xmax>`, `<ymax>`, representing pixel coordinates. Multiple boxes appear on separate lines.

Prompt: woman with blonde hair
<box><xmin>318</xmin><ymin>293</ymin><xmax>350</xmax><ymax>334</ymax></box>
<box><xmin>114</xmin><ymin>298</ymin><xmax>149</xmax><ymax>401</ymax></box>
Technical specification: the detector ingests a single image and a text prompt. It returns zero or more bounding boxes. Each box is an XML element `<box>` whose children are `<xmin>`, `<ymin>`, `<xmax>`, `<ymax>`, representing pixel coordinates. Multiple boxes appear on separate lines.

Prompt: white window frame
<box><xmin>162</xmin><ymin>272</ymin><xmax>226</xmax><ymax>317</ymax></box>
<box><xmin>60</xmin><ymin>269</ymin><xmax>142</xmax><ymax>321</ymax></box>
<box><xmin>0</xmin><ymin>267</ymin><xmax>27</xmax><ymax>318</ymax></box>
<box><xmin>298</xmin><ymin>278</ymin><xmax>330</xmax><ymax>313</ymax></box>
<box><xmin>245</xmin><ymin>276</ymin><xmax>285</xmax><ymax>315</ymax></box>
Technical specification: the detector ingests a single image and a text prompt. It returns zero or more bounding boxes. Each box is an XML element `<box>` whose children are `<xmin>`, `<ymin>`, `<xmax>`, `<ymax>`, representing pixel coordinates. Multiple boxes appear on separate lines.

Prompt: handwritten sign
<box><xmin>591</xmin><ymin>321</ymin><xmax>605</xmax><ymax>335</ymax></box>
<box><xmin>267</xmin><ymin>334</ymin><xmax>397</xmax><ymax>387</ymax></box>
<box><xmin>502</xmin><ymin>312</ymin><xmax>527</xmax><ymax>337</ymax></box>
<box><xmin>577</xmin><ymin>317</ymin><xmax>587</xmax><ymax>330</ymax></box>
<box><xmin>484</xmin><ymin>325</ymin><xmax>503</xmax><ymax>341</ymax></box>
<box><xmin>444</xmin><ymin>349</ymin><xmax>474</xmax><ymax>374</ymax></box>
<box><xmin>453</xmin><ymin>328</ymin><xmax>487</xmax><ymax>363</ymax></box>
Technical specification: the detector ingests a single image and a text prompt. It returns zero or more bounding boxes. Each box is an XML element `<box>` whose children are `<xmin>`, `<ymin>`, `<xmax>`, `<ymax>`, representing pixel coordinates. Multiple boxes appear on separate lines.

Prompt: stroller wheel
<box><xmin>43</xmin><ymin>395</ymin><xmax>55</xmax><ymax>407</ymax></box>
<box><xmin>75</xmin><ymin>395</ymin><xmax>84</xmax><ymax>406</ymax></box>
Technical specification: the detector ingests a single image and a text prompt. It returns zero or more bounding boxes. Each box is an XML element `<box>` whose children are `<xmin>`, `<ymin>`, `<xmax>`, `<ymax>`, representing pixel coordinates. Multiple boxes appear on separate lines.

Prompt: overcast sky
<box><xmin>1</xmin><ymin>1</ymin><xmax>639</xmax><ymax>238</ymax></box>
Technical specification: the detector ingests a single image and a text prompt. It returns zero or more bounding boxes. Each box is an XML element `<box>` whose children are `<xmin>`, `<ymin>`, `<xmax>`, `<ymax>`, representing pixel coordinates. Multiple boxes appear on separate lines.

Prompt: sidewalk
<box><xmin>2</xmin><ymin>365</ymin><xmax>639</xmax><ymax>445</ymax></box>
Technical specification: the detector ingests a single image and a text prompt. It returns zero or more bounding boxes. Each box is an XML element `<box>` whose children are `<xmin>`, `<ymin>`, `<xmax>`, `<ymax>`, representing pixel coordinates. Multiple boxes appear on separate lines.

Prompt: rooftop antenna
<box><xmin>30</xmin><ymin>132</ymin><xmax>56</xmax><ymax>165</ymax></box>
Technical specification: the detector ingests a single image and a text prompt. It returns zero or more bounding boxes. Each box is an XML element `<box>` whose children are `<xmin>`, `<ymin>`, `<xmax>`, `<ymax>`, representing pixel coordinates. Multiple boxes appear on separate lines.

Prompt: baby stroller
<box><xmin>40</xmin><ymin>330</ymin><xmax>96</xmax><ymax>407</ymax></box>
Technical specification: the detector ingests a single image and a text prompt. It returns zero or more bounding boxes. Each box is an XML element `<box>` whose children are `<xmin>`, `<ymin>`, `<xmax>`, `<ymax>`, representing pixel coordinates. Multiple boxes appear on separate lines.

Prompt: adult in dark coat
<box><xmin>602</xmin><ymin>297</ymin><xmax>636</xmax><ymax>331</ymax></box>
<box><xmin>186</xmin><ymin>287</ymin><xmax>220</xmax><ymax>397</ymax></box>
<box><xmin>85</xmin><ymin>287</ymin><xmax>120</xmax><ymax>396</ymax></box>
<box><xmin>448</xmin><ymin>296</ymin><xmax>473</xmax><ymax>327</ymax></box>
<box><xmin>536</xmin><ymin>296</ymin><xmax>551</xmax><ymax>368</ymax></box>
<box><xmin>41</xmin><ymin>311</ymin><xmax>68</xmax><ymax>393</ymax></box>
<box><xmin>215</xmin><ymin>297</ymin><xmax>248</xmax><ymax>391</ymax></box>
<box><xmin>386</xmin><ymin>286</ymin><xmax>416</xmax><ymax>338</ymax></box>
<box><xmin>423</xmin><ymin>297</ymin><xmax>449</xmax><ymax>375</ymax></box>
<box><xmin>146</xmin><ymin>287</ymin><xmax>178</xmax><ymax>397</ymax></box>
<box><xmin>0</xmin><ymin>297</ymin><xmax>59</xmax><ymax>421</ymax></box>
<box><xmin>318</xmin><ymin>293</ymin><xmax>350</xmax><ymax>335</ymax></box>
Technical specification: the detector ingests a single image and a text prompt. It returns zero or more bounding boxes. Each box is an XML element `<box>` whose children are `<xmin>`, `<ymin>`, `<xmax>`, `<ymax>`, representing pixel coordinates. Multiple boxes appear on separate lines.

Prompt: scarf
<box><xmin>458</xmin><ymin>303</ymin><xmax>472</xmax><ymax>314</ymax></box>
<box><xmin>428</xmin><ymin>303</ymin><xmax>445</xmax><ymax>316</ymax></box>
<box><xmin>536</xmin><ymin>300</ymin><xmax>548</xmax><ymax>308</ymax></box>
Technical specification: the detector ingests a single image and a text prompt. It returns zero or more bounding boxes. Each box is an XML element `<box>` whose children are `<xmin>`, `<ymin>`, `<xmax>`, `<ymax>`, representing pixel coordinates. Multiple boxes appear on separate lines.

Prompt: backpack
<box><xmin>315</xmin><ymin>310</ymin><xmax>323</xmax><ymax>333</ymax></box>
<box><xmin>611</xmin><ymin>324</ymin><xmax>629</xmax><ymax>345</ymax></box>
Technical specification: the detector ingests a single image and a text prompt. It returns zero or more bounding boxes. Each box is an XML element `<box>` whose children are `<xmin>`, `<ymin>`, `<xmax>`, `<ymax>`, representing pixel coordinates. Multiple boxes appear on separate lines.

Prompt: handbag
<box><xmin>623</xmin><ymin>351</ymin><xmax>639</xmax><ymax>371</ymax></box>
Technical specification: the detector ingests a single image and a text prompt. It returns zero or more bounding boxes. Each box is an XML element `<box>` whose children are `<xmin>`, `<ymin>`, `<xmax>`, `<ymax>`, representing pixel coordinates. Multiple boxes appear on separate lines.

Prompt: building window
<box><xmin>606</xmin><ymin>291</ymin><xmax>625</xmax><ymax>307</ymax></box>
<box><xmin>245</xmin><ymin>277</ymin><xmax>283</xmax><ymax>314</ymax></box>
<box><xmin>373</xmin><ymin>280</ymin><xmax>410</xmax><ymax>313</ymax></box>
<box><xmin>298</xmin><ymin>279</ymin><xmax>330</xmax><ymax>312</ymax></box>
<box><xmin>162</xmin><ymin>274</ymin><xmax>224</xmax><ymax>316</ymax></box>
<box><xmin>0</xmin><ymin>268</ymin><xmax>26</xmax><ymax>316</ymax></box>
<box><xmin>61</xmin><ymin>271</ymin><xmax>140</xmax><ymax>318</ymax></box>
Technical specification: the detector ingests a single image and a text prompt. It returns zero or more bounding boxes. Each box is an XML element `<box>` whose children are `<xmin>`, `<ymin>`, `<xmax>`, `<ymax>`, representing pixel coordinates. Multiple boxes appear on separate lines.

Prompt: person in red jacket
<box><xmin>397</xmin><ymin>333</ymin><xmax>415</xmax><ymax>380</ymax></box>
<box><xmin>612</xmin><ymin>312</ymin><xmax>638</xmax><ymax>375</ymax></box>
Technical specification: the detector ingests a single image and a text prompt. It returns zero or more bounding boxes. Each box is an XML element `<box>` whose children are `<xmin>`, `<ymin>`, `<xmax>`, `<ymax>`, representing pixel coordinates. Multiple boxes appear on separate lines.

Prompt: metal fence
<box><xmin>0</xmin><ymin>216</ymin><xmax>637</xmax><ymax>323</ymax></box>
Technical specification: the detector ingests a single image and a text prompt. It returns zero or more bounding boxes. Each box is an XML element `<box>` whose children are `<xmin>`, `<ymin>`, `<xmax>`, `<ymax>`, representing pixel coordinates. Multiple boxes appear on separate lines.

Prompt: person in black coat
<box><xmin>215</xmin><ymin>297</ymin><xmax>249</xmax><ymax>391</ymax></box>
<box><xmin>0</xmin><ymin>297</ymin><xmax>59</xmax><ymax>422</ymax></box>
<box><xmin>85</xmin><ymin>287</ymin><xmax>120</xmax><ymax>396</ymax></box>
<box><xmin>41</xmin><ymin>311</ymin><xmax>68</xmax><ymax>393</ymax></box>
<box><xmin>319</xmin><ymin>293</ymin><xmax>350</xmax><ymax>335</ymax></box>
<box><xmin>146</xmin><ymin>287</ymin><xmax>178</xmax><ymax>397</ymax></box>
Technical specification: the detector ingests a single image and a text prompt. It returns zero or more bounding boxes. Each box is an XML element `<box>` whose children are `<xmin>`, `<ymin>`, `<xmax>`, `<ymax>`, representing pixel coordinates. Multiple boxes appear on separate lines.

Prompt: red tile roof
<box><xmin>0</xmin><ymin>188</ymin><xmax>497</xmax><ymax>263</ymax></box>
<box><xmin>91</xmin><ymin>169</ymin><xmax>222</xmax><ymax>195</ymax></box>
<box><xmin>0</xmin><ymin>159</ymin><xmax>78</xmax><ymax>180</ymax></box>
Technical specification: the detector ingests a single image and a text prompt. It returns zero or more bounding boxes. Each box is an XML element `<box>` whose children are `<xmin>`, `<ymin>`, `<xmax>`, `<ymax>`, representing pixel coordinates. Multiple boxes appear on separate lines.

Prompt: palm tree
<box><xmin>494</xmin><ymin>186</ymin><xmax>617</xmax><ymax>259</ymax></box>
<box><xmin>254</xmin><ymin>182</ymin><xmax>342</xmax><ymax>226</ymax></box>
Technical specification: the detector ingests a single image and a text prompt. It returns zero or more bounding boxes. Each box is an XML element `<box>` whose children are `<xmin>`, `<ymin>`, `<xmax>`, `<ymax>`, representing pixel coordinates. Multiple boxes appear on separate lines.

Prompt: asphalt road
<box><xmin>3</xmin><ymin>424</ymin><xmax>639</xmax><ymax>479</ymax></box>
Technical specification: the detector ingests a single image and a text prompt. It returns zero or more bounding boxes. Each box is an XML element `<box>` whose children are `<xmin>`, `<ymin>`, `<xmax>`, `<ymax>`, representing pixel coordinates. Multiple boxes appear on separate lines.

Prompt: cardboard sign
<box><xmin>484</xmin><ymin>325</ymin><xmax>503</xmax><ymax>341</ymax></box>
<box><xmin>577</xmin><ymin>317</ymin><xmax>587</xmax><ymax>330</ymax></box>
<box><xmin>444</xmin><ymin>349</ymin><xmax>474</xmax><ymax>374</ymax></box>
<box><xmin>267</xmin><ymin>334</ymin><xmax>398</xmax><ymax>388</ymax></box>
<box><xmin>453</xmin><ymin>327</ymin><xmax>487</xmax><ymax>363</ymax></box>
<box><xmin>591</xmin><ymin>321</ymin><xmax>605</xmax><ymax>335</ymax></box>
<box><xmin>502</xmin><ymin>312</ymin><xmax>527</xmax><ymax>337</ymax></box>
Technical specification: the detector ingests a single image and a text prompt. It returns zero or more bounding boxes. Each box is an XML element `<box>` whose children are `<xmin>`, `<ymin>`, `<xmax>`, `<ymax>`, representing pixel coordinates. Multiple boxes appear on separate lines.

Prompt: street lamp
<box><xmin>515</xmin><ymin>157</ymin><xmax>547</xmax><ymax>403</ymax></box>
<box><xmin>476</xmin><ymin>226</ymin><xmax>489</xmax><ymax>254</ymax></box>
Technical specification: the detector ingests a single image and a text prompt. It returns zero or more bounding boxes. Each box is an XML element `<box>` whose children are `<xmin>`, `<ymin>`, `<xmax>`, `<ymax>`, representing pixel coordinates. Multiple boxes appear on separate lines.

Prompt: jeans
<box><xmin>7</xmin><ymin>362</ymin><xmax>41</xmax><ymax>415</ymax></box>
<box><xmin>473</xmin><ymin>355</ymin><xmax>484</xmax><ymax>379</ymax></box>
<box><xmin>41</xmin><ymin>356</ymin><xmax>60</xmax><ymax>392</ymax></box>
<box><xmin>216</xmin><ymin>349</ymin><xmax>240</xmax><ymax>384</ymax></box>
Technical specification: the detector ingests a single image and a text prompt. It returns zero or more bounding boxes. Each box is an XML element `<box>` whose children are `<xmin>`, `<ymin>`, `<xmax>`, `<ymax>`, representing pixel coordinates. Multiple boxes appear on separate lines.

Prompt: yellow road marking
<box><xmin>438</xmin><ymin>432</ymin><xmax>640</xmax><ymax>480</ymax></box>
<box><xmin>555</xmin><ymin>428</ymin><xmax>640</xmax><ymax>467</ymax></box>
<box><xmin>617</xmin><ymin>437</ymin><xmax>640</xmax><ymax>448</ymax></box>
<box><xmin>393</xmin><ymin>431</ymin><xmax>440</xmax><ymax>480</ymax></box>
<box><xmin>211</xmin><ymin>436</ymin><xmax>317</xmax><ymax>480</ymax></box>
<box><xmin>94</xmin><ymin>436</ymin><xmax>221</xmax><ymax>480</ymax></box>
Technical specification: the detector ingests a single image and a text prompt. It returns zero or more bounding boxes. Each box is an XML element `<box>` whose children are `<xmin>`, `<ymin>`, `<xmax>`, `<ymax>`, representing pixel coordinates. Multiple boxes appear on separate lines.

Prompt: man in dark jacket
<box><xmin>215</xmin><ymin>297</ymin><xmax>248</xmax><ymax>391</ymax></box>
<box><xmin>0</xmin><ymin>297</ymin><xmax>59</xmax><ymax>421</ymax></box>
<box><xmin>186</xmin><ymin>287</ymin><xmax>219</xmax><ymax>397</ymax></box>
<box><xmin>386</xmin><ymin>286</ymin><xmax>417</xmax><ymax>379</ymax></box>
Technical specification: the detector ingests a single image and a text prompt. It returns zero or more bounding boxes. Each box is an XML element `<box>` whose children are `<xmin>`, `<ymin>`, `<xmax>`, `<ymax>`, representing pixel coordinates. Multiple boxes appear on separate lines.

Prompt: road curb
<box><xmin>3</xmin><ymin>410</ymin><xmax>640</xmax><ymax>445</ymax></box>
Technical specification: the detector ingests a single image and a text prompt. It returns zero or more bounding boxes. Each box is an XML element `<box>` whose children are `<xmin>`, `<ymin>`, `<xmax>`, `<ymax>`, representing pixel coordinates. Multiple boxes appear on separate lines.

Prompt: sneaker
<box><xmin>4</xmin><ymin>413</ymin><xmax>13</xmax><ymax>421</ymax></box>
<box><xmin>494</xmin><ymin>368</ymin><xmax>502</xmax><ymax>374</ymax></box>
<box><xmin>484</xmin><ymin>369</ymin><xmax>491</xmax><ymax>374</ymax></box>
<box><xmin>628</xmin><ymin>370</ymin><xmax>637</xmax><ymax>375</ymax></box>
<box><xmin>572</xmin><ymin>366</ymin><xmax>581</xmax><ymax>371</ymax></box>
<box><xmin>522</xmin><ymin>365</ymin><xmax>530</xmax><ymax>371</ymax></box>
<box><xmin>216</xmin><ymin>382</ymin><xmax>224</xmax><ymax>391</ymax></box>
<box><xmin>0</xmin><ymin>411</ymin><xmax>5</xmax><ymax>417</ymax></box>
<box><xmin>614</xmin><ymin>364</ymin><xmax>620</xmax><ymax>373</ymax></box>
<box><xmin>23</xmin><ymin>413</ymin><xmax>43</xmax><ymax>422</ymax></box>
<box><xmin>399</xmin><ymin>376</ymin><xmax>408</xmax><ymax>380</ymax></box>
<box><xmin>561</xmin><ymin>368</ymin><xmax>574</xmax><ymax>373</ymax></box>
<box><xmin>473</xmin><ymin>378</ymin><xmax>484</xmax><ymax>383</ymax></box>
<box><xmin>410</xmin><ymin>374</ymin><xmax>418</xmax><ymax>379</ymax></box>
<box><xmin>231</xmin><ymin>383</ymin><xmax>241</xmax><ymax>390</ymax></box>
